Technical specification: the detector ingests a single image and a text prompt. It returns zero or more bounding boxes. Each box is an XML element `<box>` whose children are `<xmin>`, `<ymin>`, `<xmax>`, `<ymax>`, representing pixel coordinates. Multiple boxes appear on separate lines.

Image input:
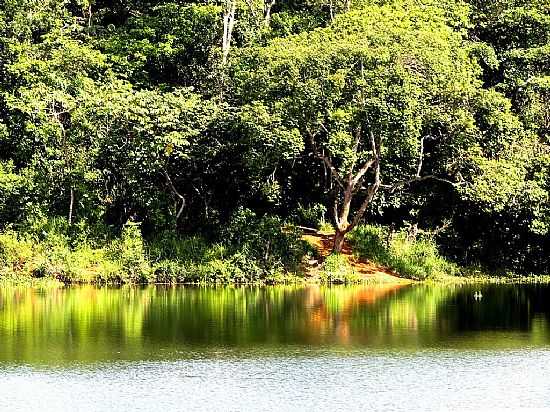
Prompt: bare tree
<box><xmin>309</xmin><ymin>127</ymin><xmax>459</xmax><ymax>253</ymax></box>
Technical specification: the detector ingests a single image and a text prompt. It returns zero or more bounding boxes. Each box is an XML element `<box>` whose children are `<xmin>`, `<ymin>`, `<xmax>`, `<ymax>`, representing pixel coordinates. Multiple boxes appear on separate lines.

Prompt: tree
<box><xmin>4</xmin><ymin>23</ymin><xmax>111</xmax><ymax>224</ymax></box>
<box><xmin>94</xmin><ymin>86</ymin><xmax>216</xmax><ymax>228</ymax></box>
<box><xmin>98</xmin><ymin>3</ymin><xmax>222</xmax><ymax>90</ymax></box>
<box><xmin>232</xmin><ymin>3</ymin><xmax>483</xmax><ymax>252</ymax></box>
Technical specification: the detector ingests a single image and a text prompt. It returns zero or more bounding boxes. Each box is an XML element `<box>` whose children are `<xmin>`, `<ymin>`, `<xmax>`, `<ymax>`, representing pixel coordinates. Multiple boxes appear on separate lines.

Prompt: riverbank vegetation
<box><xmin>0</xmin><ymin>0</ymin><xmax>549</xmax><ymax>284</ymax></box>
<box><xmin>348</xmin><ymin>225</ymin><xmax>459</xmax><ymax>281</ymax></box>
<box><xmin>0</xmin><ymin>212</ymin><xmax>313</xmax><ymax>284</ymax></box>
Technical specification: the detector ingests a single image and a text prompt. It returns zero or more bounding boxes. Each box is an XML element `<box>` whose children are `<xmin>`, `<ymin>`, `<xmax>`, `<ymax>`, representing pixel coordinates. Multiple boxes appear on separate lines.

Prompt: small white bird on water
<box><xmin>474</xmin><ymin>291</ymin><xmax>483</xmax><ymax>300</ymax></box>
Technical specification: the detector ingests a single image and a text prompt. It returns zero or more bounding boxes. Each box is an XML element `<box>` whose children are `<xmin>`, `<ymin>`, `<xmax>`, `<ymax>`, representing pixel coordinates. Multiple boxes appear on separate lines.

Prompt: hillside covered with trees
<box><xmin>0</xmin><ymin>0</ymin><xmax>548</xmax><ymax>283</ymax></box>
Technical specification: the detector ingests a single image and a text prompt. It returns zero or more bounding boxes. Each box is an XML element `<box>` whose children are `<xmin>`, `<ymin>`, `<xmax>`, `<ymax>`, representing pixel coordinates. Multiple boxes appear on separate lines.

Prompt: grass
<box><xmin>348</xmin><ymin>225</ymin><xmax>459</xmax><ymax>281</ymax></box>
<box><xmin>0</xmin><ymin>227</ymin><xmax>299</xmax><ymax>285</ymax></box>
<box><xmin>426</xmin><ymin>271</ymin><xmax>550</xmax><ymax>285</ymax></box>
<box><xmin>0</xmin><ymin>224</ymin><xmax>146</xmax><ymax>284</ymax></box>
<box><xmin>318</xmin><ymin>253</ymin><xmax>363</xmax><ymax>284</ymax></box>
<box><xmin>1</xmin><ymin>217</ymin><xmax>547</xmax><ymax>286</ymax></box>
<box><xmin>347</xmin><ymin>224</ymin><xmax>550</xmax><ymax>283</ymax></box>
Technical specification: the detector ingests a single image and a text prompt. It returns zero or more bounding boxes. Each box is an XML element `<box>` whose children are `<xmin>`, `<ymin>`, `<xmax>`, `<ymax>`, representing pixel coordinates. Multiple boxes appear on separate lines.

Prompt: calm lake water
<box><xmin>1</xmin><ymin>283</ymin><xmax>550</xmax><ymax>411</ymax></box>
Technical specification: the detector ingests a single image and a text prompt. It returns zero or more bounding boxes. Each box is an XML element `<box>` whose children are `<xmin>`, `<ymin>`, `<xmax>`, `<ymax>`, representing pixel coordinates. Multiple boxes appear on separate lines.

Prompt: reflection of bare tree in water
<box><xmin>303</xmin><ymin>285</ymin><xmax>408</xmax><ymax>345</ymax></box>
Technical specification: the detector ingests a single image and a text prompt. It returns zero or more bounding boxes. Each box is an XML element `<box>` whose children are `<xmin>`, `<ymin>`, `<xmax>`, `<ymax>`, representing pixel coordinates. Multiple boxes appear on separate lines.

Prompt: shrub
<box><xmin>55</xmin><ymin>246</ymin><xmax>119</xmax><ymax>283</ymax></box>
<box><xmin>319</xmin><ymin>253</ymin><xmax>361</xmax><ymax>284</ymax></box>
<box><xmin>318</xmin><ymin>221</ymin><xmax>335</xmax><ymax>234</ymax></box>
<box><xmin>293</xmin><ymin>203</ymin><xmax>327</xmax><ymax>229</ymax></box>
<box><xmin>109</xmin><ymin>222</ymin><xmax>151</xmax><ymax>283</ymax></box>
<box><xmin>149</xmin><ymin>232</ymin><xmax>213</xmax><ymax>262</ymax></box>
<box><xmin>0</xmin><ymin>230</ymin><xmax>36</xmax><ymax>277</ymax></box>
<box><xmin>224</xmin><ymin>208</ymin><xmax>310</xmax><ymax>271</ymax></box>
<box><xmin>349</xmin><ymin>225</ymin><xmax>458</xmax><ymax>280</ymax></box>
<box><xmin>0</xmin><ymin>213</ymin><xmax>311</xmax><ymax>285</ymax></box>
<box><xmin>23</xmin><ymin>215</ymin><xmax>113</xmax><ymax>249</ymax></box>
<box><xmin>349</xmin><ymin>225</ymin><xmax>389</xmax><ymax>263</ymax></box>
<box><xmin>152</xmin><ymin>259</ymin><xmax>187</xmax><ymax>283</ymax></box>
<box><xmin>0</xmin><ymin>161</ymin><xmax>29</xmax><ymax>225</ymax></box>
<box><xmin>0</xmin><ymin>227</ymin><xmax>124</xmax><ymax>283</ymax></box>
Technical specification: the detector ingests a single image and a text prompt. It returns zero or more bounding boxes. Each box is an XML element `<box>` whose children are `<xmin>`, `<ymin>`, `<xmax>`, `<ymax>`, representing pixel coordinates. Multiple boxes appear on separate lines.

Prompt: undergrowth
<box><xmin>318</xmin><ymin>253</ymin><xmax>362</xmax><ymax>284</ymax></box>
<box><xmin>348</xmin><ymin>225</ymin><xmax>459</xmax><ymax>280</ymax></box>
<box><xmin>0</xmin><ymin>210</ymin><xmax>315</xmax><ymax>285</ymax></box>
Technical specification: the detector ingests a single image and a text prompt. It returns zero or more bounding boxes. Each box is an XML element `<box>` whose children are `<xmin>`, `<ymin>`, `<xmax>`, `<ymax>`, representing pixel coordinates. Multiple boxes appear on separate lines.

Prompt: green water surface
<box><xmin>0</xmin><ymin>283</ymin><xmax>549</xmax><ymax>364</ymax></box>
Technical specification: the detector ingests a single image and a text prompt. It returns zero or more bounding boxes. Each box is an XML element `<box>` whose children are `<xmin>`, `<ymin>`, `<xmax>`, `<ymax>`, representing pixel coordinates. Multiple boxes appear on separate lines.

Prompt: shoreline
<box><xmin>2</xmin><ymin>273</ymin><xmax>550</xmax><ymax>288</ymax></box>
<box><xmin>1</xmin><ymin>229</ymin><xmax>547</xmax><ymax>288</ymax></box>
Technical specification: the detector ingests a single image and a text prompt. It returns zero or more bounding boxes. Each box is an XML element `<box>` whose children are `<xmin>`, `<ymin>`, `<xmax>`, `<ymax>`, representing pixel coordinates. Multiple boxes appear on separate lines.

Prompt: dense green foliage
<box><xmin>318</xmin><ymin>252</ymin><xmax>362</xmax><ymax>283</ymax></box>
<box><xmin>0</xmin><ymin>211</ymin><xmax>310</xmax><ymax>283</ymax></box>
<box><xmin>0</xmin><ymin>0</ymin><xmax>549</xmax><ymax>281</ymax></box>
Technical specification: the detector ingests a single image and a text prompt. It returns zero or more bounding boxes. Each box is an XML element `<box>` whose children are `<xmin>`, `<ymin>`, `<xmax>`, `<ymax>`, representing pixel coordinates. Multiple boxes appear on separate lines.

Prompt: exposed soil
<box><xmin>302</xmin><ymin>232</ymin><xmax>412</xmax><ymax>284</ymax></box>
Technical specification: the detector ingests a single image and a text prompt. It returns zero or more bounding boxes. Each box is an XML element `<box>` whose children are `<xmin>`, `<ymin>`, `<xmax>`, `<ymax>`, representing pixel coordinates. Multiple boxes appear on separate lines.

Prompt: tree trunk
<box><xmin>222</xmin><ymin>0</ymin><xmax>236</xmax><ymax>65</ymax></box>
<box><xmin>333</xmin><ymin>229</ymin><xmax>346</xmax><ymax>253</ymax></box>
<box><xmin>264</xmin><ymin>0</ymin><xmax>275</xmax><ymax>26</ymax></box>
<box><xmin>332</xmin><ymin>184</ymin><xmax>353</xmax><ymax>253</ymax></box>
<box><xmin>68</xmin><ymin>187</ymin><xmax>74</xmax><ymax>225</ymax></box>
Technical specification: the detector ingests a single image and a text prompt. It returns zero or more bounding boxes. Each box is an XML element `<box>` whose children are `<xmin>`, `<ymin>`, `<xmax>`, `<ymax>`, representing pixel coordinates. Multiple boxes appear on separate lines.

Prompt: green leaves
<box><xmin>98</xmin><ymin>3</ymin><xmax>222</xmax><ymax>88</ymax></box>
<box><xmin>233</xmin><ymin>2</ymin><xmax>480</xmax><ymax>186</ymax></box>
<box><xmin>464</xmin><ymin>135</ymin><xmax>550</xmax><ymax>235</ymax></box>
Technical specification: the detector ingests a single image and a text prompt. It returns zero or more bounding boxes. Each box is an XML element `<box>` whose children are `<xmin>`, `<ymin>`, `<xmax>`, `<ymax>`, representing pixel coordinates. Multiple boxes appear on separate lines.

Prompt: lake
<box><xmin>1</xmin><ymin>283</ymin><xmax>549</xmax><ymax>411</ymax></box>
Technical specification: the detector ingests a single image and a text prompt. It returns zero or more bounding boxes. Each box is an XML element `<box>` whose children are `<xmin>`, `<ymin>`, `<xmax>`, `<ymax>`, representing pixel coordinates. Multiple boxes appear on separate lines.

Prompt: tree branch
<box><xmin>264</xmin><ymin>0</ymin><xmax>276</xmax><ymax>25</ymax></box>
<box><xmin>351</xmin><ymin>158</ymin><xmax>375</xmax><ymax>188</ymax></box>
<box><xmin>163</xmin><ymin>169</ymin><xmax>185</xmax><ymax>220</ymax></box>
<box><xmin>349</xmin><ymin>165</ymin><xmax>380</xmax><ymax>231</ymax></box>
<box><xmin>308</xmin><ymin>129</ymin><xmax>345</xmax><ymax>190</ymax></box>
<box><xmin>349</xmin><ymin>130</ymin><xmax>378</xmax><ymax>188</ymax></box>
<box><xmin>222</xmin><ymin>0</ymin><xmax>236</xmax><ymax>65</ymax></box>
<box><xmin>381</xmin><ymin>135</ymin><xmax>464</xmax><ymax>193</ymax></box>
<box><xmin>416</xmin><ymin>135</ymin><xmax>425</xmax><ymax>178</ymax></box>
<box><xmin>349</xmin><ymin>131</ymin><xmax>382</xmax><ymax>231</ymax></box>
<box><xmin>347</xmin><ymin>127</ymin><xmax>362</xmax><ymax>178</ymax></box>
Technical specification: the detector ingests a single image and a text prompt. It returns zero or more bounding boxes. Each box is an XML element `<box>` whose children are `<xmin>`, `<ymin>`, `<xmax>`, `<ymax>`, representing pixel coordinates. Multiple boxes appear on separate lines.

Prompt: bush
<box><xmin>0</xmin><ymin>161</ymin><xmax>29</xmax><ymax>225</ymax></box>
<box><xmin>0</xmin><ymin>230</ymin><xmax>36</xmax><ymax>277</ymax></box>
<box><xmin>149</xmin><ymin>233</ymin><xmax>214</xmax><ymax>262</ymax></box>
<box><xmin>319</xmin><ymin>253</ymin><xmax>361</xmax><ymax>284</ymax></box>
<box><xmin>109</xmin><ymin>222</ymin><xmax>151</xmax><ymax>283</ymax></box>
<box><xmin>149</xmin><ymin>229</ymin><xmax>272</xmax><ymax>283</ymax></box>
<box><xmin>224</xmin><ymin>208</ymin><xmax>310</xmax><ymax>272</ymax></box>
<box><xmin>349</xmin><ymin>225</ymin><xmax>389</xmax><ymax>263</ymax></box>
<box><xmin>23</xmin><ymin>215</ymin><xmax>113</xmax><ymax>249</ymax></box>
<box><xmin>293</xmin><ymin>203</ymin><xmax>327</xmax><ymax>229</ymax></box>
<box><xmin>0</xmin><ymin>227</ymin><xmax>123</xmax><ymax>283</ymax></box>
<box><xmin>349</xmin><ymin>225</ymin><xmax>458</xmax><ymax>280</ymax></box>
<box><xmin>0</xmin><ymin>213</ymin><xmax>311</xmax><ymax>285</ymax></box>
<box><xmin>318</xmin><ymin>221</ymin><xmax>335</xmax><ymax>234</ymax></box>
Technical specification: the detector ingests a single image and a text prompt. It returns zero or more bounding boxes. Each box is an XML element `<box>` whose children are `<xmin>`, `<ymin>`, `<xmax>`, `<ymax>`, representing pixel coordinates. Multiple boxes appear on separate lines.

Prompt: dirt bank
<box><xmin>302</xmin><ymin>232</ymin><xmax>413</xmax><ymax>284</ymax></box>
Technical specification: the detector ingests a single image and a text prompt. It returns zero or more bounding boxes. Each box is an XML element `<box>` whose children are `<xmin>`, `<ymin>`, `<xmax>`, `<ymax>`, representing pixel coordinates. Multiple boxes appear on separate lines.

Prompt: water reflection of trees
<box><xmin>0</xmin><ymin>284</ymin><xmax>549</xmax><ymax>363</ymax></box>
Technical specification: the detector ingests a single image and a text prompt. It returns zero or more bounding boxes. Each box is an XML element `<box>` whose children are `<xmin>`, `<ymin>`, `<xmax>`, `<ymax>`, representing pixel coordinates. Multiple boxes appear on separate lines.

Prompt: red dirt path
<box><xmin>302</xmin><ymin>232</ymin><xmax>411</xmax><ymax>283</ymax></box>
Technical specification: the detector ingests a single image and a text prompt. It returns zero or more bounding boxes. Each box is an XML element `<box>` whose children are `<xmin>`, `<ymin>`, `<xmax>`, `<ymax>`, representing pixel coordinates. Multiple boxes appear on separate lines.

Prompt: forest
<box><xmin>0</xmin><ymin>0</ymin><xmax>549</xmax><ymax>283</ymax></box>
